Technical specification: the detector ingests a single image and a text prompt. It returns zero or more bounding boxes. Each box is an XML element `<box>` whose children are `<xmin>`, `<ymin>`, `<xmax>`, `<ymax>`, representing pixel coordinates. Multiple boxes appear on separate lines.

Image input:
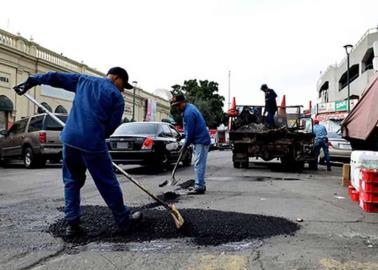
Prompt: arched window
<box><xmin>319</xmin><ymin>81</ymin><xmax>329</xmax><ymax>102</ymax></box>
<box><xmin>55</xmin><ymin>105</ymin><xmax>67</xmax><ymax>114</ymax></box>
<box><xmin>361</xmin><ymin>48</ymin><xmax>374</xmax><ymax>73</ymax></box>
<box><xmin>339</xmin><ymin>64</ymin><xmax>359</xmax><ymax>91</ymax></box>
<box><xmin>37</xmin><ymin>102</ymin><xmax>52</xmax><ymax>113</ymax></box>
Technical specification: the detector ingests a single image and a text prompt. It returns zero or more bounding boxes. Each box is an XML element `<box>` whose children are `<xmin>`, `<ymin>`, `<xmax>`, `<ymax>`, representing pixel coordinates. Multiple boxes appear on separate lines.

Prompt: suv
<box><xmin>0</xmin><ymin>113</ymin><xmax>67</xmax><ymax>168</ymax></box>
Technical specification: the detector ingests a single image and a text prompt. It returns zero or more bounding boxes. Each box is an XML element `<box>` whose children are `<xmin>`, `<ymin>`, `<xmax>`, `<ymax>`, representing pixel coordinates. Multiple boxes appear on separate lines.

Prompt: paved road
<box><xmin>1</xmin><ymin>151</ymin><xmax>378</xmax><ymax>270</ymax></box>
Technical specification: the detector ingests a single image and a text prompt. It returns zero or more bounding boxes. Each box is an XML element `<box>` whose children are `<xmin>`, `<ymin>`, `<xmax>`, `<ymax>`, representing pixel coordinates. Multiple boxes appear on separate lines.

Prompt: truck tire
<box><xmin>233</xmin><ymin>162</ymin><xmax>242</xmax><ymax>168</ymax></box>
<box><xmin>241</xmin><ymin>161</ymin><xmax>249</xmax><ymax>168</ymax></box>
<box><xmin>233</xmin><ymin>161</ymin><xmax>249</xmax><ymax>169</ymax></box>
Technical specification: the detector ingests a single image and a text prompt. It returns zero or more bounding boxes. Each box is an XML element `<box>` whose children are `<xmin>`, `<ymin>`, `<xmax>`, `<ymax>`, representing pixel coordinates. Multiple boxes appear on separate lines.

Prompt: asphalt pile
<box><xmin>49</xmin><ymin>206</ymin><xmax>300</xmax><ymax>246</ymax></box>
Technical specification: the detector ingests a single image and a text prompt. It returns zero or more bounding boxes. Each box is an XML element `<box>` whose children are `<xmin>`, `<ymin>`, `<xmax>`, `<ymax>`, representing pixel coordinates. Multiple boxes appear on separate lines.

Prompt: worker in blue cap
<box><xmin>14</xmin><ymin>67</ymin><xmax>142</xmax><ymax>236</ymax></box>
<box><xmin>171</xmin><ymin>94</ymin><xmax>211</xmax><ymax>194</ymax></box>
<box><xmin>260</xmin><ymin>84</ymin><xmax>278</xmax><ymax>128</ymax></box>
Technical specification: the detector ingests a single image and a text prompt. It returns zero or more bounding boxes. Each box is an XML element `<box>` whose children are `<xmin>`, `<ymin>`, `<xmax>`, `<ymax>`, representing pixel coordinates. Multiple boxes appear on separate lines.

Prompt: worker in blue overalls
<box><xmin>260</xmin><ymin>84</ymin><xmax>278</xmax><ymax>128</ymax></box>
<box><xmin>313</xmin><ymin>118</ymin><xmax>331</xmax><ymax>171</ymax></box>
<box><xmin>171</xmin><ymin>94</ymin><xmax>211</xmax><ymax>194</ymax></box>
<box><xmin>15</xmin><ymin>67</ymin><xmax>142</xmax><ymax>236</ymax></box>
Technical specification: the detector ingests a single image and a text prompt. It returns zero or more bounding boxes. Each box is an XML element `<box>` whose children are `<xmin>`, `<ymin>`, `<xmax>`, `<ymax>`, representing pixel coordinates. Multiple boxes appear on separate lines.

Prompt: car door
<box><xmin>0</xmin><ymin>119</ymin><xmax>28</xmax><ymax>157</ymax></box>
<box><xmin>161</xmin><ymin>124</ymin><xmax>179</xmax><ymax>156</ymax></box>
<box><xmin>169</xmin><ymin>125</ymin><xmax>182</xmax><ymax>156</ymax></box>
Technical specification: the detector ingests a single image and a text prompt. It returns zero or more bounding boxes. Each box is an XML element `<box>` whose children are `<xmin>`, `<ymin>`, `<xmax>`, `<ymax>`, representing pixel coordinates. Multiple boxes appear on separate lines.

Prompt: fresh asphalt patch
<box><xmin>48</xmin><ymin>206</ymin><xmax>299</xmax><ymax>246</ymax></box>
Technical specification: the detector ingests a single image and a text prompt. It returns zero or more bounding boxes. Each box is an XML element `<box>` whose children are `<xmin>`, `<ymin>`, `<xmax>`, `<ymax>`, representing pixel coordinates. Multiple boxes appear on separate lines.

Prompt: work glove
<box><xmin>13</xmin><ymin>77</ymin><xmax>39</xmax><ymax>95</ymax></box>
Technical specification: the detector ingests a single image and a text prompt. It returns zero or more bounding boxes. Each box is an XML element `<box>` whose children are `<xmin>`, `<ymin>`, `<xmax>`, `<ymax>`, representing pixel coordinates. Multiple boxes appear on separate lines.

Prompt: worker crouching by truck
<box><xmin>171</xmin><ymin>94</ymin><xmax>211</xmax><ymax>194</ymax></box>
<box><xmin>14</xmin><ymin>67</ymin><xmax>143</xmax><ymax>236</ymax></box>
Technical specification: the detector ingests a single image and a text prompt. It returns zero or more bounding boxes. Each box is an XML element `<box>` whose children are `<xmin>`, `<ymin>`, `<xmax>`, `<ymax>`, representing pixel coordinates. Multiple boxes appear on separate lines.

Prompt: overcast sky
<box><xmin>1</xmin><ymin>0</ymin><xmax>378</xmax><ymax>108</ymax></box>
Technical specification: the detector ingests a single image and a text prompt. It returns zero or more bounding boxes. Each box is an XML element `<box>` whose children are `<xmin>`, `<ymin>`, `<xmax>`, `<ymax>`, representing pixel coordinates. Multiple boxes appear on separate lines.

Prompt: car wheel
<box><xmin>49</xmin><ymin>157</ymin><xmax>61</xmax><ymax>164</ymax></box>
<box><xmin>23</xmin><ymin>147</ymin><xmax>38</xmax><ymax>169</ymax></box>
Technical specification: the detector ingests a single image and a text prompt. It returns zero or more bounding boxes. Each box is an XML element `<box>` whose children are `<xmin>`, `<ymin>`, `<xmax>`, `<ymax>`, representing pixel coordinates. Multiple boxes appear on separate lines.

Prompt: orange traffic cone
<box><xmin>227</xmin><ymin>97</ymin><xmax>238</xmax><ymax>117</ymax></box>
<box><xmin>277</xmin><ymin>95</ymin><xmax>286</xmax><ymax>116</ymax></box>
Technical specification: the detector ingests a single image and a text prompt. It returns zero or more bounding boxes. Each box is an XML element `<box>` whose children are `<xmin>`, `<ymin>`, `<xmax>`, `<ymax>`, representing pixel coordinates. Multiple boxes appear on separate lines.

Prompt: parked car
<box><xmin>0</xmin><ymin>113</ymin><xmax>67</xmax><ymax>168</ymax></box>
<box><xmin>319</xmin><ymin>131</ymin><xmax>352</xmax><ymax>163</ymax></box>
<box><xmin>106</xmin><ymin>122</ymin><xmax>192</xmax><ymax>168</ymax></box>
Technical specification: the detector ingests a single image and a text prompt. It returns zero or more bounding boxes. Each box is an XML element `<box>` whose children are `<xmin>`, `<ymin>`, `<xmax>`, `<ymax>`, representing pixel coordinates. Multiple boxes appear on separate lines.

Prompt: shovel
<box><xmin>15</xmin><ymin>86</ymin><xmax>185</xmax><ymax>229</ymax></box>
<box><xmin>159</xmin><ymin>146</ymin><xmax>187</xmax><ymax>187</ymax></box>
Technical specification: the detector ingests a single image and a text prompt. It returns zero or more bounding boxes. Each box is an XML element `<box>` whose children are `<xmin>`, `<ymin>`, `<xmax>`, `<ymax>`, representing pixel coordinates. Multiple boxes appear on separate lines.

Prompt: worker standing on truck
<box><xmin>14</xmin><ymin>67</ymin><xmax>142</xmax><ymax>236</ymax></box>
<box><xmin>260</xmin><ymin>84</ymin><xmax>277</xmax><ymax>128</ymax></box>
<box><xmin>171</xmin><ymin>94</ymin><xmax>211</xmax><ymax>195</ymax></box>
<box><xmin>313</xmin><ymin>119</ymin><xmax>331</xmax><ymax>171</ymax></box>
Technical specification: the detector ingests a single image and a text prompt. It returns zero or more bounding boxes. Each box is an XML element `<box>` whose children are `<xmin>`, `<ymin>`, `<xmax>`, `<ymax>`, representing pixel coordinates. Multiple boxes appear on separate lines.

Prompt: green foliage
<box><xmin>170</xmin><ymin>79</ymin><xmax>226</xmax><ymax>128</ymax></box>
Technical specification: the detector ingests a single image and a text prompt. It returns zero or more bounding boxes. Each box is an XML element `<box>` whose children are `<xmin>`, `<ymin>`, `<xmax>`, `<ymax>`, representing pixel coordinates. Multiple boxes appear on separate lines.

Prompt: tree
<box><xmin>170</xmin><ymin>79</ymin><xmax>225</xmax><ymax>128</ymax></box>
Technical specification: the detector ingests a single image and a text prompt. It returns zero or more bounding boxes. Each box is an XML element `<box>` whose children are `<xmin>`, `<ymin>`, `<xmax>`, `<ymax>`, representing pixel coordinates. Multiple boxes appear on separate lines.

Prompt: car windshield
<box><xmin>112</xmin><ymin>123</ymin><xmax>159</xmax><ymax>136</ymax></box>
<box><xmin>44</xmin><ymin>115</ymin><xmax>67</xmax><ymax>130</ymax></box>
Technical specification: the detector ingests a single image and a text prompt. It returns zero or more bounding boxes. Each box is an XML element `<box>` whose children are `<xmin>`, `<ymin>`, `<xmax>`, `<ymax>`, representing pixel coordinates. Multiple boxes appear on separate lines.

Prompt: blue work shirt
<box><xmin>183</xmin><ymin>103</ymin><xmax>211</xmax><ymax>147</ymax></box>
<box><xmin>313</xmin><ymin>124</ymin><xmax>328</xmax><ymax>141</ymax></box>
<box><xmin>265</xmin><ymin>88</ymin><xmax>277</xmax><ymax>112</ymax></box>
<box><xmin>32</xmin><ymin>72</ymin><xmax>124</xmax><ymax>153</ymax></box>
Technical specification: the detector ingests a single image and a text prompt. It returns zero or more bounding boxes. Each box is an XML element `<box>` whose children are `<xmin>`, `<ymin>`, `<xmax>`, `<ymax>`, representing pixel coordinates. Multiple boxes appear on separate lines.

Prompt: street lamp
<box><xmin>131</xmin><ymin>81</ymin><xmax>137</xmax><ymax>122</ymax></box>
<box><xmin>343</xmin><ymin>44</ymin><xmax>353</xmax><ymax>113</ymax></box>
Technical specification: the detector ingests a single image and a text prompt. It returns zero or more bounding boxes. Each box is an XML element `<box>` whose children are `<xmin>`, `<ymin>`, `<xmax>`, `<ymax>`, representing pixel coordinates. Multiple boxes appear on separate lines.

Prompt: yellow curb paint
<box><xmin>320</xmin><ymin>258</ymin><xmax>378</xmax><ymax>270</ymax></box>
<box><xmin>187</xmin><ymin>255</ymin><xmax>248</xmax><ymax>270</ymax></box>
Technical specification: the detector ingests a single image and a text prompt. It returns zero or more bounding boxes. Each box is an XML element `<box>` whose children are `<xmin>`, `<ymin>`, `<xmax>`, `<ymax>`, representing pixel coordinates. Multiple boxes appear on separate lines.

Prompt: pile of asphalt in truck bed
<box><xmin>48</xmin><ymin>206</ymin><xmax>299</xmax><ymax>246</ymax></box>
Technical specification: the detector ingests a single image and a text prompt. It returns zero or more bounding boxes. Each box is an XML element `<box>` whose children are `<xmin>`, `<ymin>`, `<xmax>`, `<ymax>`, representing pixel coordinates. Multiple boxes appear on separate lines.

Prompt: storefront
<box><xmin>314</xmin><ymin>99</ymin><xmax>358</xmax><ymax>121</ymax></box>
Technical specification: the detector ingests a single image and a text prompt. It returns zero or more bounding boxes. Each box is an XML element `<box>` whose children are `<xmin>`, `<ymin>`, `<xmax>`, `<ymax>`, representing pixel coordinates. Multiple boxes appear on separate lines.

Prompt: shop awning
<box><xmin>342</xmin><ymin>72</ymin><xmax>378</xmax><ymax>140</ymax></box>
<box><xmin>0</xmin><ymin>95</ymin><xmax>13</xmax><ymax>112</ymax></box>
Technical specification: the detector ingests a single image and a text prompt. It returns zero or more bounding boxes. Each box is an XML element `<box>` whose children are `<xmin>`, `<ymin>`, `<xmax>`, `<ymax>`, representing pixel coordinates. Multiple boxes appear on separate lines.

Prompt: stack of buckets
<box><xmin>349</xmin><ymin>151</ymin><xmax>378</xmax><ymax>212</ymax></box>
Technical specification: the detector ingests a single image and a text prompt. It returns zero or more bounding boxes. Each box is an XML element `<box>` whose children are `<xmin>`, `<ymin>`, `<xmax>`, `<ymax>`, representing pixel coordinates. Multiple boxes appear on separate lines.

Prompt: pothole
<box><xmin>48</xmin><ymin>205</ymin><xmax>300</xmax><ymax>246</ymax></box>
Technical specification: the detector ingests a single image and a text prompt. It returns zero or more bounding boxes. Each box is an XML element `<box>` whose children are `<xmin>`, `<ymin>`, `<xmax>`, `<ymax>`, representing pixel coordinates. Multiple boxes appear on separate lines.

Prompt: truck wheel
<box><xmin>23</xmin><ymin>147</ymin><xmax>38</xmax><ymax>169</ymax></box>
<box><xmin>241</xmin><ymin>161</ymin><xmax>249</xmax><ymax>168</ymax></box>
<box><xmin>233</xmin><ymin>162</ymin><xmax>242</xmax><ymax>168</ymax></box>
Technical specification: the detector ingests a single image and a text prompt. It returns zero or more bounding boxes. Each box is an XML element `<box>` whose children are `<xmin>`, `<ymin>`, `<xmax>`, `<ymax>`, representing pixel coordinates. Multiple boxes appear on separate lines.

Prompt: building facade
<box><xmin>315</xmin><ymin>27</ymin><xmax>378</xmax><ymax>120</ymax></box>
<box><xmin>0</xmin><ymin>28</ymin><xmax>170</xmax><ymax>130</ymax></box>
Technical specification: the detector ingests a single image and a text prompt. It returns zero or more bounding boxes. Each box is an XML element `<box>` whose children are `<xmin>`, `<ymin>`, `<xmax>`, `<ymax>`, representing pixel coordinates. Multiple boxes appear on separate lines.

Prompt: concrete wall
<box><xmin>317</xmin><ymin>29</ymin><xmax>378</xmax><ymax>103</ymax></box>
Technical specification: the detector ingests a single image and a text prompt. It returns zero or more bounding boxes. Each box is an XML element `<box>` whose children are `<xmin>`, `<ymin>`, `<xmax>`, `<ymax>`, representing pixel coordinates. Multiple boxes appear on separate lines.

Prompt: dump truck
<box><xmin>229</xmin><ymin>105</ymin><xmax>316</xmax><ymax>169</ymax></box>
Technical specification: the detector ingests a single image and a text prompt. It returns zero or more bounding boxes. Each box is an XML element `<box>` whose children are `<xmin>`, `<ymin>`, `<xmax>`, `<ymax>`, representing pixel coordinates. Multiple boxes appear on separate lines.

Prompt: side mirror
<box><xmin>0</xmin><ymin>130</ymin><xmax>8</xmax><ymax>136</ymax></box>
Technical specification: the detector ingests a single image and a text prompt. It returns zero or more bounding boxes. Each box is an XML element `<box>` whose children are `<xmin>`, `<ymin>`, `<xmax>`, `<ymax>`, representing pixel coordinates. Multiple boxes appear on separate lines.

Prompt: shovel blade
<box><xmin>158</xmin><ymin>180</ymin><xmax>169</xmax><ymax>187</ymax></box>
<box><xmin>170</xmin><ymin>204</ymin><xmax>185</xmax><ymax>229</ymax></box>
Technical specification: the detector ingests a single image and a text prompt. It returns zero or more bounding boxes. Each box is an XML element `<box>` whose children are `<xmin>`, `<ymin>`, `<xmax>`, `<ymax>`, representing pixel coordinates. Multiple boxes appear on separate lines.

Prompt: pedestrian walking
<box><xmin>14</xmin><ymin>67</ymin><xmax>142</xmax><ymax>236</ymax></box>
<box><xmin>260</xmin><ymin>84</ymin><xmax>278</xmax><ymax>128</ymax></box>
<box><xmin>171</xmin><ymin>94</ymin><xmax>211</xmax><ymax>194</ymax></box>
<box><xmin>313</xmin><ymin>118</ymin><xmax>331</xmax><ymax>171</ymax></box>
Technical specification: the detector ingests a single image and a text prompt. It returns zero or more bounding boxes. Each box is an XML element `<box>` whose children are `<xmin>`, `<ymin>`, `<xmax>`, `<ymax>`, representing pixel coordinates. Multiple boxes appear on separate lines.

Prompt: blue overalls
<box><xmin>32</xmin><ymin>72</ymin><xmax>130</xmax><ymax>225</ymax></box>
<box><xmin>313</xmin><ymin>123</ymin><xmax>331</xmax><ymax>170</ymax></box>
<box><xmin>265</xmin><ymin>89</ymin><xmax>277</xmax><ymax>128</ymax></box>
<box><xmin>183</xmin><ymin>103</ymin><xmax>211</xmax><ymax>190</ymax></box>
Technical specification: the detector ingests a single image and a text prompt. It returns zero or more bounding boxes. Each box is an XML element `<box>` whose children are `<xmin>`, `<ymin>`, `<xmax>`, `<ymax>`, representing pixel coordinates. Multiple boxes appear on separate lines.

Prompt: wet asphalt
<box><xmin>49</xmin><ymin>206</ymin><xmax>299</xmax><ymax>246</ymax></box>
<box><xmin>1</xmin><ymin>151</ymin><xmax>378</xmax><ymax>269</ymax></box>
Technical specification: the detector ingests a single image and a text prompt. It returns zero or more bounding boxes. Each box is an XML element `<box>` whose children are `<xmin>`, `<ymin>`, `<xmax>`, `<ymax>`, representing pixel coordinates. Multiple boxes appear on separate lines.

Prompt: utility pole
<box><xmin>228</xmin><ymin>70</ymin><xmax>231</xmax><ymax>109</ymax></box>
<box><xmin>132</xmin><ymin>81</ymin><xmax>137</xmax><ymax>121</ymax></box>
